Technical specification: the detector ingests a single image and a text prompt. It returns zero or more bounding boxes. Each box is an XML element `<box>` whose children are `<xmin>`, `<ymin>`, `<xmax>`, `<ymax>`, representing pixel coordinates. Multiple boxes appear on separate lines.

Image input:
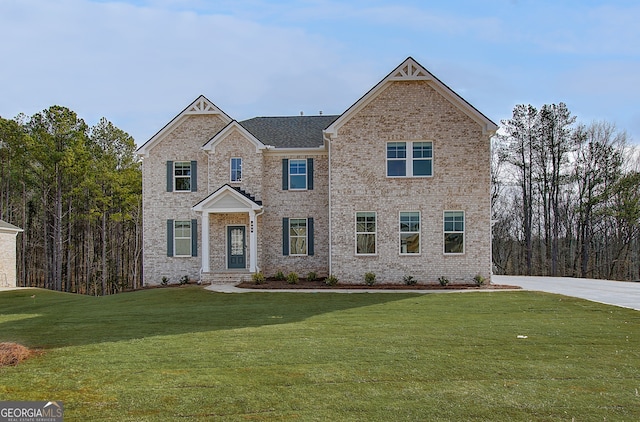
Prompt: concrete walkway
<box><xmin>206</xmin><ymin>275</ymin><xmax>640</xmax><ymax>311</ymax></box>
<box><xmin>494</xmin><ymin>275</ymin><xmax>640</xmax><ymax>311</ymax></box>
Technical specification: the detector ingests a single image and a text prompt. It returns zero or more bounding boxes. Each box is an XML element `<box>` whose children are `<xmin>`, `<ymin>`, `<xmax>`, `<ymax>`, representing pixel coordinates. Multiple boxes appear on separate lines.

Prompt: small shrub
<box><xmin>307</xmin><ymin>271</ymin><xmax>318</xmax><ymax>281</ymax></box>
<box><xmin>325</xmin><ymin>274</ymin><xmax>338</xmax><ymax>286</ymax></box>
<box><xmin>161</xmin><ymin>276</ymin><xmax>168</xmax><ymax>286</ymax></box>
<box><xmin>474</xmin><ymin>274</ymin><xmax>486</xmax><ymax>286</ymax></box>
<box><xmin>286</xmin><ymin>272</ymin><xmax>299</xmax><ymax>284</ymax></box>
<box><xmin>179</xmin><ymin>275</ymin><xmax>189</xmax><ymax>285</ymax></box>
<box><xmin>274</xmin><ymin>271</ymin><xmax>285</xmax><ymax>281</ymax></box>
<box><xmin>252</xmin><ymin>272</ymin><xmax>266</xmax><ymax>285</ymax></box>
<box><xmin>438</xmin><ymin>276</ymin><xmax>449</xmax><ymax>286</ymax></box>
<box><xmin>364</xmin><ymin>272</ymin><xmax>376</xmax><ymax>286</ymax></box>
<box><xmin>403</xmin><ymin>275</ymin><xmax>417</xmax><ymax>286</ymax></box>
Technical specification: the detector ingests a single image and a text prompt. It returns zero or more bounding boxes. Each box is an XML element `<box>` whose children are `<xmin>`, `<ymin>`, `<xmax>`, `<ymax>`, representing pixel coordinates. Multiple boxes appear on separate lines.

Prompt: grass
<box><xmin>0</xmin><ymin>287</ymin><xmax>639</xmax><ymax>421</ymax></box>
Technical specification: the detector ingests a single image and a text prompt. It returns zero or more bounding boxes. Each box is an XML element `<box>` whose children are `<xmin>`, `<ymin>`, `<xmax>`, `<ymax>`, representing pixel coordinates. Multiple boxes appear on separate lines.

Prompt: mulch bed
<box><xmin>0</xmin><ymin>342</ymin><xmax>38</xmax><ymax>367</ymax></box>
<box><xmin>236</xmin><ymin>278</ymin><xmax>521</xmax><ymax>290</ymax></box>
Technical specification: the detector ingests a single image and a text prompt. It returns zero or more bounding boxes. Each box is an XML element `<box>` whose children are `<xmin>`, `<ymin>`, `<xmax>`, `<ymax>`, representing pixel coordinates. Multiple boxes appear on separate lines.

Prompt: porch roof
<box><xmin>192</xmin><ymin>185</ymin><xmax>262</xmax><ymax>213</ymax></box>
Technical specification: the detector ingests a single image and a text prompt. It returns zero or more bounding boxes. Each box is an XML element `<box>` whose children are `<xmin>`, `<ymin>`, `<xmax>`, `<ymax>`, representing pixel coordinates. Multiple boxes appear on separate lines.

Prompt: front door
<box><xmin>227</xmin><ymin>226</ymin><xmax>246</xmax><ymax>269</ymax></box>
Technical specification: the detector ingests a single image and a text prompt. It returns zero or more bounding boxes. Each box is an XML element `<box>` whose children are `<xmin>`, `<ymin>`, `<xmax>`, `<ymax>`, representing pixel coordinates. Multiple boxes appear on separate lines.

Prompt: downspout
<box><xmin>197</xmin><ymin>148</ymin><xmax>210</xmax><ymax>281</ymax></box>
<box><xmin>254</xmin><ymin>207</ymin><xmax>265</xmax><ymax>273</ymax></box>
<box><xmin>326</xmin><ymin>133</ymin><xmax>332</xmax><ymax>278</ymax></box>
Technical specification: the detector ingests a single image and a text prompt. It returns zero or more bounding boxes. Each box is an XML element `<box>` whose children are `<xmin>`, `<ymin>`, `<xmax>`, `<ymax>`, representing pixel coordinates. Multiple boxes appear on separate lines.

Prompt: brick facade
<box><xmin>138</xmin><ymin>58</ymin><xmax>497</xmax><ymax>286</ymax></box>
<box><xmin>329</xmin><ymin>81</ymin><xmax>492</xmax><ymax>284</ymax></box>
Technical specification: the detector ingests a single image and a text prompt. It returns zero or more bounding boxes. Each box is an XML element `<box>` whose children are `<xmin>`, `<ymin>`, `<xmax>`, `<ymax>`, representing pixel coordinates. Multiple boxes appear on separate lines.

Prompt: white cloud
<box><xmin>0</xmin><ymin>0</ymin><xmax>369</xmax><ymax>142</ymax></box>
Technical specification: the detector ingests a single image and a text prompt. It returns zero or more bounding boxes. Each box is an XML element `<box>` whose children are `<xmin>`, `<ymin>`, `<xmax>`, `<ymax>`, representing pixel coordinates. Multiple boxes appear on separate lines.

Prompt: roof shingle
<box><xmin>239</xmin><ymin>115</ymin><xmax>339</xmax><ymax>148</ymax></box>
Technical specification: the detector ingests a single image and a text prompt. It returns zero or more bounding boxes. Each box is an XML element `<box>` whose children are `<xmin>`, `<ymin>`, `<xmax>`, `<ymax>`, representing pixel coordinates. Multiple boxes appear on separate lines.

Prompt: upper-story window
<box><xmin>289</xmin><ymin>159</ymin><xmax>307</xmax><ymax>190</ymax></box>
<box><xmin>167</xmin><ymin>161</ymin><xmax>197</xmax><ymax>192</ymax></box>
<box><xmin>387</xmin><ymin>141</ymin><xmax>433</xmax><ymax>177</ymax></box>
<box><xmin>282</xmin><ymin>158</ymin><xmax>314</xmax><ymax>191</ymax></box>
<box><xmin>230</xmin><ymin>158</ymin><xmax>242</xmax><ymax>182</ymax></box>
<box><xmin>174</xmin><ymin>162</ymin><xmax>191</xmax><ymax>191</ymax></box>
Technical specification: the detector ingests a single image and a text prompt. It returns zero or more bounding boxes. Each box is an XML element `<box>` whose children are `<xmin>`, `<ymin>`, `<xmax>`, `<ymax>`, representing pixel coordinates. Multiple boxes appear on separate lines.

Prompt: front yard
<box><xmin>0</xmin><ymin>287</ymin><xmax>639</xmax><ymax>420</ymax></box>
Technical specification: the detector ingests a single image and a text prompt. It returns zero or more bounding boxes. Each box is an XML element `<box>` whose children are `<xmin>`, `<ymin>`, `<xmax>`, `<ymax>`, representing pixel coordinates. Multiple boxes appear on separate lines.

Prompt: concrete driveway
<box><xmin>495</xmin><ymin>275</ymin><xmax>640</xmax><ymax>311</ymax></box>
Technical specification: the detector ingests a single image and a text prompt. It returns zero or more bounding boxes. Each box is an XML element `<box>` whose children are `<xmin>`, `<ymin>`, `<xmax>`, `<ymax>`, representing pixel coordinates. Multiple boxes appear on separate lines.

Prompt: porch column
<box><xmin>201</xmin><ymin>212</ymin><xmax>210</xmax><ymax>272</ymax></box>
<box><xmin>249</xmin><ymin>209</ymin><xmax>257</xmax><ymax>272</ymax></box>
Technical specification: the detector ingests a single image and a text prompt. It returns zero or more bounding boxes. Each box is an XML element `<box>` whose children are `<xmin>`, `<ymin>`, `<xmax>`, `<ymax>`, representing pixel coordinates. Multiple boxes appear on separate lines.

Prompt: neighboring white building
<box><xmin>137</xmin><ymin>57</ymin><xmax>498</xmax><ymax>285</ymax></box>
<box><xmin>0</xmin><ymin>219</ymin><xmax>23</xmax><ymax>288</ymax></box>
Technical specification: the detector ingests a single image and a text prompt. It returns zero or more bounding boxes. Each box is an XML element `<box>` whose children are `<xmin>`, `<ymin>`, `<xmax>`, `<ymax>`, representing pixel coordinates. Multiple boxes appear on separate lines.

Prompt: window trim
<box><xmin>230</xmin><ymin>157</ymin><xmax>242</xmax><ymax>183</ymax></box>
<box><xmin>288</xmin><ymin>159</ymin><xmax>307</xmax><ymax>190</ymax></box>
<box><xmin>399</xmin><ymin>211</ymin><xmax>421</xmax><ymax>255</ymax></box>
<box><xmin>173</xmin><ymin>161</ymin><xmax>192</xmax><ymax>192</ymax></box>
<box><xmin>443</xmin><ymin>210</ymin><xmax>465</xmax><ymax>255</ymax></box>
<box><xmin>174</xmin><ymin>220</ymin><xmax>192</xmax><ymax>257</ymax></box>
<box><xmin>386</xmin><ymin>141</ymin><xmax>433</xmax><ymax>178</ymax></box>
<box><xmin>355</xmin><ymin>211</ymin><xmax>377</xmax><ymax>256</ymax></box>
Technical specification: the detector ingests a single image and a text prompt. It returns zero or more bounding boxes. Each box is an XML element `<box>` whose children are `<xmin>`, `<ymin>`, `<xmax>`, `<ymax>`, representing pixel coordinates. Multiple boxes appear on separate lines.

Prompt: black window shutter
<box><xmin>307</xmin><ymin>158</ymin><xmax>314</xmax><ymax>190</ymax></box>
<box><xmin>166</xmin><ymin>161</ymin><xmax>173</xmax><ymax>192</ymax></box>
<box><xmin>190</xmin><ymin>161</ymin><xmax>197</xmax><ymax>192</ymax></box>
<box><xmin>308</xmin><ymin>217</ymin><xmax>314</xmax><ymax>256</ymax></box>
<box><xmin>282</xmin><ymin>217</ymin><xmax>289</xmax><ymax>256</ymax></box>
<box><xmin>282</xmin><ymin>159</ymin><xmax>289</xmax><ymax>190</ymax></box>
<box><xmin>191</xmin><ymin>219</ymin><xmax>198</xmax><ymax>257</ymax></box>
<box><xmin>167</xmin><ymin>219</ymin><xmax>174</xmax><ymax>257</ymax></box>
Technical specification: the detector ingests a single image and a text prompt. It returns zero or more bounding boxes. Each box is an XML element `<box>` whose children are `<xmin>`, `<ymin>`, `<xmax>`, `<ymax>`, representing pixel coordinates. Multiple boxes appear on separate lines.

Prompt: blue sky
<box><xmin>1</xmin><ymin>0</ymin><xmax>638</xmax><ymax>144</ymax></box>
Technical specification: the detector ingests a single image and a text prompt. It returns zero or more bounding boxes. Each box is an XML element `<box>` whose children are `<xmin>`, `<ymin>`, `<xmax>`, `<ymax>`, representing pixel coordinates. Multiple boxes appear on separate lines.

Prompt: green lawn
<box><xmin>0</xmin><ymin>287</ymin><xmax>639</xmax><ymax>421</ymax></box>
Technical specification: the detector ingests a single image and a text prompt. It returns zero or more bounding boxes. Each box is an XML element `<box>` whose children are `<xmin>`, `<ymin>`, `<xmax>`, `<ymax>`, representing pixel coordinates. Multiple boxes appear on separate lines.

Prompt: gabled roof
<box><xmin>0</xmin><ymin>219</ymin><xmax>23</xmax><ymax>233</ymax></box>
<box><xmin>240</xmin><ymin>115</ymin><xmax>339</xmax><ymax>148</ymax></box>
<box><xmin>324</xmin><ymin>57</ymin><xmax>498</xmax><ymax>138</ymax></box>
<box><xmin>202</xmin><ymin>120</ymin><xmax>267</xmax><ymax>153</ymax></box>
<box><xmin>192</xmin><ymin>184</ymin><xmax>263</xmax><ymax>213</ymax></box>
<box><xmin>137</xmin><ymin>95</ymin><xmax>232</xmax><ymax>157</ymax></box>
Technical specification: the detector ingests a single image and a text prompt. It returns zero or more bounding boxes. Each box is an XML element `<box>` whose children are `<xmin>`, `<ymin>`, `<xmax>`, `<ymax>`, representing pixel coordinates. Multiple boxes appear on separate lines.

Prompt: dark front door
<box><xmin>227</xmin><ymin>226</ymin><xmax>246</xmax><ymax>269</ymax></box>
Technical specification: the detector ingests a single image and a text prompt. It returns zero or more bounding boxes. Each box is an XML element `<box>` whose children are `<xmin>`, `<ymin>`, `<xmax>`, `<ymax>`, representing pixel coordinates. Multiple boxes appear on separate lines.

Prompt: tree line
<box><xmin>2</xmin><ymin>102</ymin><xmax>638</xmax><ymax>295</ymax></box>
<box><xmin>493</xmin><ymin>103</ymin><xmax>640</xmax><ymax>281</ymax></box>
<box><xmin>0</xmin><ymin>106</ymin><xmax>141</xmax><ymax>295</ymax></box>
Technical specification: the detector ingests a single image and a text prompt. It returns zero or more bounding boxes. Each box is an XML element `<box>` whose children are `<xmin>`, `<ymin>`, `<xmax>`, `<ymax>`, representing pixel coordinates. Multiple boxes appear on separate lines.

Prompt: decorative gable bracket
<box><xmin>185</xmin><ymin>97</ymin><xmax>224</xmax><ymax>115</ymax></box>
<box><xmin>388</xmin><ymin>58</ymin><xmax>431</xmax><ymax>81</ymax></box>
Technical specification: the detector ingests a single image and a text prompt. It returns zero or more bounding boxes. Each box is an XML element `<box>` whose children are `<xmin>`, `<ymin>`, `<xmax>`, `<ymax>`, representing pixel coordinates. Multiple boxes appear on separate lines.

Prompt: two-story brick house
<box><xmin>137</xmin><ymin>57</ymin><xmax>498</xmax><ymax>285</ymax></box>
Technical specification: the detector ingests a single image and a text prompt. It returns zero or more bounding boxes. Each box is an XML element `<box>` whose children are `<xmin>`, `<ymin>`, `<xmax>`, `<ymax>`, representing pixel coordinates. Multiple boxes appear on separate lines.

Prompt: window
<box><xmin>400</xmin><ymin>212</ymin><xmax>420</xmax><ymax>254</ymax></box>
<box><xmin>289</xmin><ymin>159</ymin><xmax>307</xmax><ymax>190</ymax></box>
<box><xmin>356</xmin><ymin>212</ymin><xmax>376</xmax><ymax>255</ymax></box>
<box><xmin>282</xmin><ymin>158</ymin><xmax>314</xmax><ymax>190</ymax></box>
<box><xmin>230</xmin><ymin>158</ymin><xmax>242</xmax><ymax>182</ymax></box>
<box><xmin>386</xmin><ymin>141</ymin><xmax>433</xmax><ymax>177</ymax></box>
<box><xmin>444</xmin><ymin>211</ymin><xmax>464</xmax><ymax>254</ymax></box>
<box><xmin>174</xmin><ymin>220</ymin><xmax>192</xmax><ymax>256</ymax></box>
<box><xmin>387</xmin><ymin>142</ymin><xmax>407</xmax><ymax>176</ymax></box>
<box><xmin>167</xmin><ymin>161</ymin><xmax>197</xmax><ymax>192</ymax></box>
<box><xmin>282</xmin><ymin>218</ymin><xmax>314</xmax><ymax>256</ymax></box>
<box><xmin>167</xmin><ymin>219</ymin><xmax>197</xmax><ymax>257</ymax></box>
<box><xmin>289</xmin><ymin>219</ymin><xmax>307</xmax><ymax>255</ymax></box>
<box><xmin>174</xmin><ymin>162</ymin><xmax>192</xmax><ymax>191</ymax></box>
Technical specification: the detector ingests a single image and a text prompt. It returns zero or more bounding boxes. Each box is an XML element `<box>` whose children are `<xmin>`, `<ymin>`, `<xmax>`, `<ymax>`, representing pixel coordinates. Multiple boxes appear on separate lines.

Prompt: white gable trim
<box><xmin>192</xmin><ymin>185</ymin><xmax>262</xmax><ymax>213</ymax></box>
<box><xmin>324</xmin><ymin>57</ymin><xmax>498</xmax><ymax>138</ymax></box>
<box><xmin>0</xmin><ymin>220</ymin><xmax>23</xmax><ymax>234</ymax></box>
<box><xmin>202</xmin><ymin>121</ymin><xmax>267</xmax><ymax>154</ymax></box>
<box><xmin>137</xmin><ymin>95</ymin><xmax>232</xmax><ymax>157</ymax></box>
